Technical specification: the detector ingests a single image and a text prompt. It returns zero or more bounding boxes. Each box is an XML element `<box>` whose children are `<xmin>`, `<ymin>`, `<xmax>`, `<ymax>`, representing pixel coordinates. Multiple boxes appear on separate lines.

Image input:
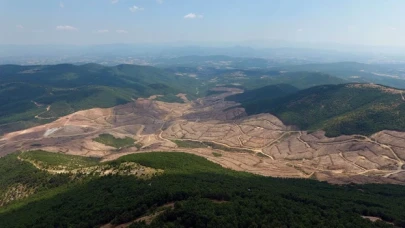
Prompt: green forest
<box><xmin>0</xmin><ymin>151</ymin><xmax>404</xmax><ymax>227</ymax></box>
<box><xmin>0</xmin><ymin>64</ymin><xmax>200</xmax><ymax>135</ymax></box>
<box><xmin>93</xmin><ymin>133</ymin><xmax>137</xmax><ymax>149</ymax></box>
<box><xmin>235</xmin><ymin>84</ymin><xmax>405</xmax><ymax>136</ymax></box>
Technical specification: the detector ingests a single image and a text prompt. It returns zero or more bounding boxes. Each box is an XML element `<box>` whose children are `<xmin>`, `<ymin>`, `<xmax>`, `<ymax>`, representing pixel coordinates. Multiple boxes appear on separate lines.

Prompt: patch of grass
<box><xmin>204</xmin><ymin>141</ymin><xmax>254</xmax><ymax>153</ymax></box>
<box><xmin>173</xmin><ymin>140</ymin><xmax>254</xmax><ymax>153</ymax></box>
<box><xmin>30</xmin><ymin>143</ymin><xmax>42</xmax><ymax>147</ymax></box>
<box><xmin>256</xmin><ymin>152</ymin><xmax>267</xmax><ymax>157</ymax></box>
<box><xmin>205</xmin><ymin>89</ymin><xmax>228</xmax><ymax>96</ymax></box>
<box><xmin>19</xmin><ymin>150</ymin><xmax>100</xmax><ymax>170</ymax></box>
<box><xmin>93</xmin><ymin>133</ymin><xmax>135</xmax><ymax>149</ymax></box>
<box><xmin>155</xmin><ymin>94</ymin><xmax>185</xmax><ymax>103</ymax></box>
<box><xmin>135</xmin><ymin>142</ymin><xmax>143</xmax><ymax>150</ymax></box>
<box><xmin>212</xmin><ymin>152</ymin><xmax>222</xmax><ymax>157</ymax></box>
<box><xmin>172</xmin><ymin>140</ymin><xmax>208</xmax><ymax>149</ymax></box>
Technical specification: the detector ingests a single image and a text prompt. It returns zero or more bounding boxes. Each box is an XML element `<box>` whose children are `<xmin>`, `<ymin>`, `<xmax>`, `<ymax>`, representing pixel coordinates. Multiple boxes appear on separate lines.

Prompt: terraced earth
<box><xmin>1</xmin><ymin>87</ymin><xmax>405</xmax><ymax>184</ymax></box>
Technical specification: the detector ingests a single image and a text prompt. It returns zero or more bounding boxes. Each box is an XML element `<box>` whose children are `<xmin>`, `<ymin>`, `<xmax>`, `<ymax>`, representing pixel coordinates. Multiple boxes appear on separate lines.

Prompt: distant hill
<box><xmin>259</xmin><ymin>71</ymin><xmax>346</xmax><ymax>89</ymax></box>
<box><xmin>277</xmin><ymin>62</ymin><xmax>405</xmax><ymax>89</ymax></box>
<box><xmin>224</xmin><ymin>72</ymin><xmax>343</xmax><ymax>111</ymax></box>
<box><xmin>236</xmin><ymin>83</ymin><xmax>405</xmax><ymax>136</ymax></box>
<box><xmin>0</xmin><ymin>64</ymin><xmax>199</xmax><ymax>134</ymax></box>
<box><xmin>212</xmin><ymin>70</ymin><xmax>345</xmax><ymax>90</ymax></box>
<box><xmin>156</xmin><ymin>55</ymin><xmax>274</xmax><ymax>69</ymax></box>
<box><xmin>226</xmin><ymin>84</ymin><xmax>299</xmax><ymax>103</ymax></box>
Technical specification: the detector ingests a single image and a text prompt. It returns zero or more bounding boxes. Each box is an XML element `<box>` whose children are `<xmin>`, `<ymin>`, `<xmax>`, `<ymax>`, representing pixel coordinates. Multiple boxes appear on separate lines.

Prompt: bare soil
<box><xmin>1</xmin><ymin>87</ymin><xmax>405</xmax><ymax>184</ymax></box>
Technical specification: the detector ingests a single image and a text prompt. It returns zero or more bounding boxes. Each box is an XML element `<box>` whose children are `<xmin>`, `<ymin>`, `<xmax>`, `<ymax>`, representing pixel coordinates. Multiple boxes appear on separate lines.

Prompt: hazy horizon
<box><xmin>2</xmin><ymin>0</ymin><xmax>405</xmax><ymax>48</ymax></box>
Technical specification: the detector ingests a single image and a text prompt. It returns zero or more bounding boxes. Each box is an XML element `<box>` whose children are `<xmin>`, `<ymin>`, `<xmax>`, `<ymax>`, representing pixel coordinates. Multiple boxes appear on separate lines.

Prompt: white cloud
<box><xmin>16</xmin><ymin>25</ymin><xmax>24</xmax><ymax>29</ymax></box>
<box><xmin>184</xmin><ymin>13</ymin><xmax>203</xmax><ymax>19</ymax></box>
<box><xmin>60</xmin><ymin>1</ymin><xmax>64</xmax><ymax>8</ymax></box>
<box><xmin>116</xmin><ymin>30</ymin><xmax>128</xmax><ymax>34</ymax></box>
<box><xmin>297</xmin><ymin>28</ymin><xmax>303</xmax><ymax>32</ymax></box>
<box><xmin>389</xmin><ymin>27</ymin><xmax>397</xmax><ymax>31</ymax></box>
<box><xmin>156</xmin><ymin>0</ymin><xmax>164</xmax><ymax>4</ymax></box>
<box><xmin>96</xmin><ymin>29</ymin><xmax>109</xmax><ymax>33</ymax></box>
<box><xmin>56</xmin><ymin>25</ymin><xmax>78</xmax><ymax>31</ymax></box>
<box><xmin>129</xmin><ymin>5</ymin><xmax>144</xmax><ymax>13</ymax></box>
<box><xmin>111</xmin><ymin>0</ymin><xmax>119</xmax><ymax>4</ymax></box>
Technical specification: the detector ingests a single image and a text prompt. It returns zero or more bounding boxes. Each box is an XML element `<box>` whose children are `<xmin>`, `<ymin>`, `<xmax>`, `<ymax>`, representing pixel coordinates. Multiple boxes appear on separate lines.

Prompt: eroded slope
<box><xmin>1</xmin><ymin>87</ymin><xmax>405</xmax><ymax>184</ymax></box>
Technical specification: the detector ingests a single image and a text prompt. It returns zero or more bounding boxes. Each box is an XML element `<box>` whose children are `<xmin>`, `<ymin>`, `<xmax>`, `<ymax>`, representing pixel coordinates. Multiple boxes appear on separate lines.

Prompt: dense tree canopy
<box><xmin>0</xmin><ymin>152</ymin><xmax>404</xmax><ymax>227</ymax></box>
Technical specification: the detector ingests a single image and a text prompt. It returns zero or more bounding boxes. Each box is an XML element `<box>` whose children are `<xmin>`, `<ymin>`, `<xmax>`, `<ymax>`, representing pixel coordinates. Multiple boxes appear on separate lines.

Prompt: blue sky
<box><xmin>1</xmin><ymin>0</ymin><xmax>405</xmax><ymax>46</ymax></box>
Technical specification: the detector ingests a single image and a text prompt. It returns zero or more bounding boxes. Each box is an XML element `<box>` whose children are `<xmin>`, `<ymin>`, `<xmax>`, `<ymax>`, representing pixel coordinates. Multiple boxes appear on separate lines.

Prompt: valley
<box><xmin>2</xmin><ymin>86</ymin><xmax>404</xmax><ymax>185</ymax></box>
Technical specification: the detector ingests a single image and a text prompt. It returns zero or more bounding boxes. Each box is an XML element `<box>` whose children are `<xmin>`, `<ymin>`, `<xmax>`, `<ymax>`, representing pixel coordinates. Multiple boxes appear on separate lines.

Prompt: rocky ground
<box><xmin>1</xmin><ymin>87</ymin><xmax>405</xmax><ymax>184</ymax></box>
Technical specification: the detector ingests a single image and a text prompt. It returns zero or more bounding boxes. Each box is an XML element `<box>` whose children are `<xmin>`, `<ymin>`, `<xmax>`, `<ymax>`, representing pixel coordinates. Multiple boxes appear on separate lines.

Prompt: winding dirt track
<box><xmin>1</xmin><ymin>87</ymin><xmax>405</xmax><ymax>184</ymax></box>
<box><xmin>34</xmin><ymin>105</ymin><xmax>54</xmax><ymax>120</ymax></box>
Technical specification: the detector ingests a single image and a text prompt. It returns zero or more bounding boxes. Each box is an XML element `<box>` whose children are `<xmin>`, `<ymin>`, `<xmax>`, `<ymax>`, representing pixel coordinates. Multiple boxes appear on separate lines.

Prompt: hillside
<box><xmin>221</xmin><ymin>71</ymin><xmax>346</xmax><ymax>90</ymax></box>
<box><xmin>0</xmin><ymin>151</ymin><xmax>404</xmax><ymax>227</ymax></box>
<box><xmin>168</xmin><ymin>65</ymin><xmax>346</xmax><ymax>92</ymax></box>
<box><xmin>257</xmin><ymin>71</ymin><xmax>346</xmax><ymax>89</ymax></box>
<box><xmin>226</xmin><ymin>84</ymin><xmax>299</xmax><ymax>103</ymax></box>
<box><xmin>0</xmin><ymin>64</ymin><xmax>199</xmax><ymax>134</ymax></box>
<box><xmin>0</xmin><ymin>64</ymin><xmax>348</xmax><ymax>135</ymax></box>
<box><xmin>3</xmin><ymin>86</ymin><xmax>404</xmax><ymax>184</ymax></box>
<box><xmin>277</xmin><ymin>62</ymin><xmax>405</xmax><ymax>89</ymax></box>
<box><xmin>237</xmin><ymin>83</ymin><xmax>405</xmax><ymax>136</ymax></box>
<box><xmin>156</xmin><ymin>55</ymin><xmax>274</xmax><ymax>69</ymax></box>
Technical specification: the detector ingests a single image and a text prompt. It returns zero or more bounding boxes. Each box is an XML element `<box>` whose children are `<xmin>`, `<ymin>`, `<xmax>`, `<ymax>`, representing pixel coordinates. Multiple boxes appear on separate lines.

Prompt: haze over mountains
<box><xmin>3</xmin><ymin>43</ymin><xmax>405</xmax><ymax>65</ymax></box>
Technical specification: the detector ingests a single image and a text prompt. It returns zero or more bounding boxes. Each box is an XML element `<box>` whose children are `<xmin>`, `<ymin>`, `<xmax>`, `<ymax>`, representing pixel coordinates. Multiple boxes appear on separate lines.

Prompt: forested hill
<box><xmin>234</xmin><ymin>83</ymin><xmax>405</xmax><ymax>136</ymax></box>
<box><xmin>0</xmin><ymin>64</ymin><xmax>198</xmax><ymax>134</ymax></box>
<box><xmin>0</xmin><ymin>151</ymin><xmax>404</xmax><ymax>227</ymax></box>
<box><xmin>276</xmin><ymin>62</ymin><xmax>405</xmax><ymax>89</ymax></box>
<box><xmin>226</xmin><ymin>84</ymin><xmax>299</xmax><ymax>103</ymax></box>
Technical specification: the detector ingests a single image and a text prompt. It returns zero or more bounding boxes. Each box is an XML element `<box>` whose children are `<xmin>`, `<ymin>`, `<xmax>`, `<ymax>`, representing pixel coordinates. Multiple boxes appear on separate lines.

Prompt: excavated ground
<box><xmin>1</xmin><ymin>87</ymin><xmax>405</xmax><ymax>184</ymax></box>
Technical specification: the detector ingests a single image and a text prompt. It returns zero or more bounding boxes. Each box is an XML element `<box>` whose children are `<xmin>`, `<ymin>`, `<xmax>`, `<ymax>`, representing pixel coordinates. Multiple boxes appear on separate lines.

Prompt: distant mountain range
<box><xmin>2</xmin><ymin>43</ymin><xmax>405</xmax><ymax>65</ymax></box>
